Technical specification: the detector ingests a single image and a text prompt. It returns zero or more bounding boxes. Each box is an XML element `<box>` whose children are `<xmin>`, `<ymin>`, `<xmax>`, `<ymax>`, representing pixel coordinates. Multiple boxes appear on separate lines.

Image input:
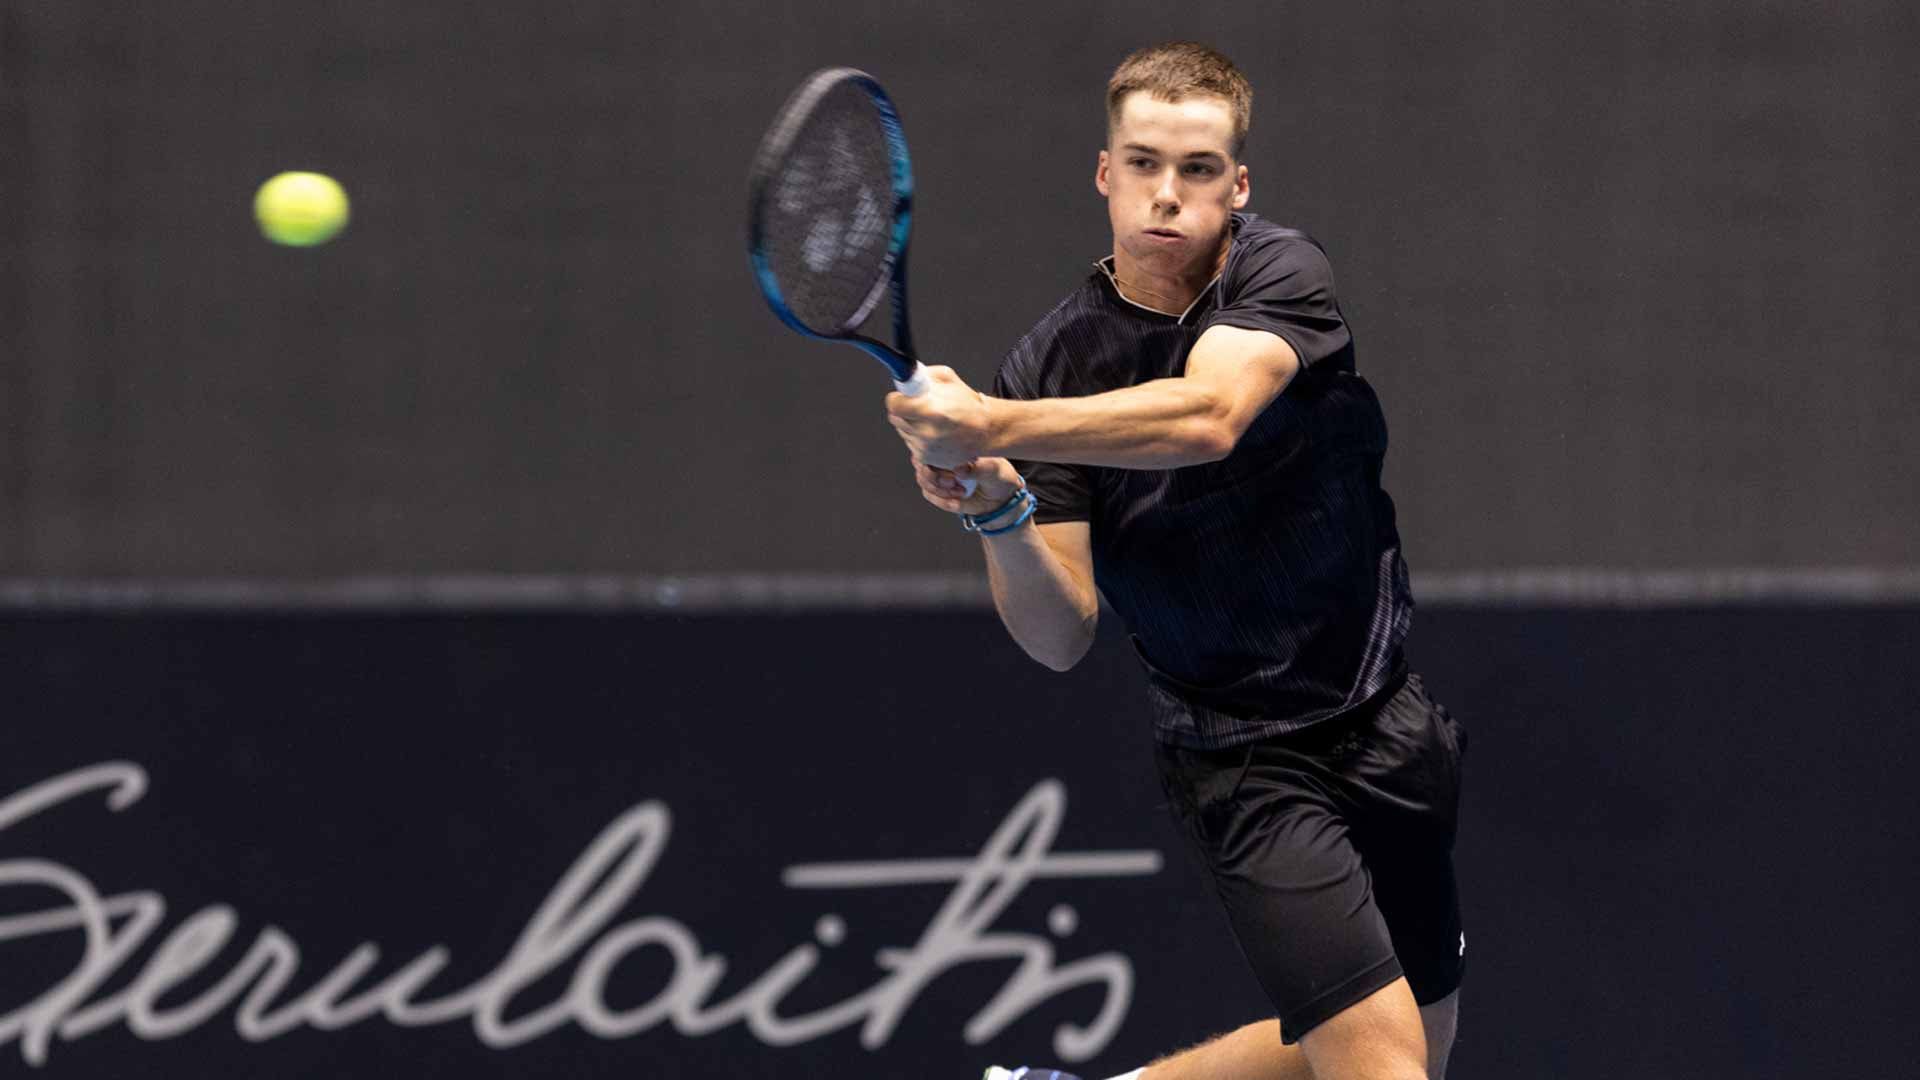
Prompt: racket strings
<box><xmin>759</xmin><ymin>80</ymin><xmax>898</xmax><ymax>335</ymax></box>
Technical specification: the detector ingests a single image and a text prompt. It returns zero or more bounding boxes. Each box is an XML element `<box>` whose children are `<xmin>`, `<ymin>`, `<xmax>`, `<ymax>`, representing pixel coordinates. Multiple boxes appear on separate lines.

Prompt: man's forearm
<box><xmin>987</xmin><ymin>378</ymin><xmax>1233</xmax><ymax>469</ymax></box>
<box><xmin>981</xmin><ymin>526</ymin><xmax>1098</xmax><ymax>672</ymax></box>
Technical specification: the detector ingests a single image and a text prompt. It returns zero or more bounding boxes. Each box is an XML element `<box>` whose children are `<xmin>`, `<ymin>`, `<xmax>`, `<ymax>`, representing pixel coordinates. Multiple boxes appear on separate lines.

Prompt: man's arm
<box><xmin>912</xmin><ymin>458</ymin><xmax>1098</xmax><ymax>671</ymax></box>
<box><xmin>983</xmin><ymin>519</ymin><xmax>1098</xmax><ymax>672</ymax></box>
<box><xmin>886</xmin><ymin>324</ymin><xmax>1300</xmax><ymax>470</ymax></box>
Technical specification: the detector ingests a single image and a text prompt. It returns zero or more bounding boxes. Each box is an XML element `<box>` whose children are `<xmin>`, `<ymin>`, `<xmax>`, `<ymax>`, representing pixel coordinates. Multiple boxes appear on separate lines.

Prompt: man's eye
<box><xmin>1128</xmin><ymin>158</ymin><xmax>1154</xmax><ymax>169</ymax></box>
<box><xmin>1184</xmin><ymin>164</ymin><xmax>1218</xmax><ymax>177</ymax></box>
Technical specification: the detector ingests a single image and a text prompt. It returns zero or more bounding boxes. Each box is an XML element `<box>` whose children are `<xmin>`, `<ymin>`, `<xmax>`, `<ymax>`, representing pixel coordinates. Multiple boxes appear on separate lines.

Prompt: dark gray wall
<box><xmin>5</xmin><ymin>2</ymin><xmax>1916</xmax><ymax>577</ymax></box>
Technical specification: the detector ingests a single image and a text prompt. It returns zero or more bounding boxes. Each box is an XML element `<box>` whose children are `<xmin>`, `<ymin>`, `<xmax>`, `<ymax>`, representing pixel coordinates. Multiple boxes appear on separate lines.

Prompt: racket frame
<box><xmin>747</xmin><ymin>67</ymin><xmax>973</xmax><ymax>494</ymax></box>
<box><xmin>747</xmin><ymin>68</ymin><xmax>923</xmax><ymax>388</ymax></box>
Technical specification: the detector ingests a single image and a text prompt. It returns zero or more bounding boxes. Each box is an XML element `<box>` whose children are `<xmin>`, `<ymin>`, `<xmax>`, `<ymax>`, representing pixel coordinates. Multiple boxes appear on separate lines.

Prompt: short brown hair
<box><xmin>1106</xmin><ymin>42</ymin><xmax>1253</xmax><ymax>157</ymax></box>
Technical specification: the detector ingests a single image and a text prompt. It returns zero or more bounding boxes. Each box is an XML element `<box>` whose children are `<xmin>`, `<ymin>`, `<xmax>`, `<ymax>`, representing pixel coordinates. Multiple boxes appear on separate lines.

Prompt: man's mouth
<box><xmin>1144</xmin><ymin>227</ymin><xmax>1183</xmax><ymax>240</ymax></box>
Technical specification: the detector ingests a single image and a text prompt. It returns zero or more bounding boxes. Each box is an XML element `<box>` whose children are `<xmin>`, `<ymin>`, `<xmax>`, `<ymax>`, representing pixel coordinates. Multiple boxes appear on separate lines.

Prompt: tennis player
<box><xmin>885</xmin><ymin>42</ymin><xmax>1466</xmax><ymax>1080</ymax></box>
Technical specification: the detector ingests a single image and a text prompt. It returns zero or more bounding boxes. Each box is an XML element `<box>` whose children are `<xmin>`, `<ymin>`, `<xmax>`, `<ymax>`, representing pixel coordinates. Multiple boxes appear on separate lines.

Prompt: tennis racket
<box><xmin>746</xmin><ymin>66</ymin><xmax>975</xmax><ymax>493</ymax></box>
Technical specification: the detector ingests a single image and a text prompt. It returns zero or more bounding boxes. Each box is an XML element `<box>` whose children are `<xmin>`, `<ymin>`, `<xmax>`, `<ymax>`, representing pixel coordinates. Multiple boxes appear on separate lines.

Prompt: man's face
<box><xmin>1096</xmin><ymin>92</ymin><xmax>1250</xmax><ymax>276</ymax></box>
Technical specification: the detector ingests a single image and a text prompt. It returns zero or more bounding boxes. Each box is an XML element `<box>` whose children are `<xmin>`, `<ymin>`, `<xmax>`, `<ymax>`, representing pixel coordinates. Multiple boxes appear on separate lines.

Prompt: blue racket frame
<box><xmin>747</xmin><ymin>68</ymin><xmax>919</xmax><ymax>384</ymax></box>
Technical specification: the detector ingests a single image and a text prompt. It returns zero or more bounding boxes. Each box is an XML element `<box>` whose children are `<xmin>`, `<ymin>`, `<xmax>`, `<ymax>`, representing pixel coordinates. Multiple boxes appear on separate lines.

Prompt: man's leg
<box><xmin>1130</xmin><ymin>675</ymin><xmax>1467</xmax><ymax>1080</ymax></box>
<box><xmin>1294</xmin><ymin>978</ymin><xmax>1427</xmax><ymax>1080</ymax></box>
<box><xmin>1127</xmin><ymin>981</ymin><xmax>1457</xmax><ymax>1080</ymax></box>
<box><xmin>1131</xmin><ymin>1020</ymin><xmax>1309</xmax><ymax>1080</ymax></box>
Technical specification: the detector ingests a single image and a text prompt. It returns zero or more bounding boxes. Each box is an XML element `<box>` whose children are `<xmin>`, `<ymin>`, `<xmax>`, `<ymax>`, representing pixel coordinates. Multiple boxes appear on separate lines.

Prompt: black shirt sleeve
<box><xmin>1200</xmin><ymin>232</ymin><xmax>1350</xmax><ymax>369</ymax></box>
<box><xmin>990</xmin><ymin>351</ymin><xmax>1093</xmax><ymax>525</ymax></box>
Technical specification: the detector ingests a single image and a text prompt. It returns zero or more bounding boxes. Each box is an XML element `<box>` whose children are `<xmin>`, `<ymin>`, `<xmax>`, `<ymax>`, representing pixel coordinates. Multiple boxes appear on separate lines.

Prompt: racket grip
<box><xmin>893</xmin><ymin>363</ymin><xmax>932</xmax><ymax>397</ymax></box>
<box><xmin>895</xmin><ymin>363</ymin><xmax>979</xmax><ymax>496</ymax></box>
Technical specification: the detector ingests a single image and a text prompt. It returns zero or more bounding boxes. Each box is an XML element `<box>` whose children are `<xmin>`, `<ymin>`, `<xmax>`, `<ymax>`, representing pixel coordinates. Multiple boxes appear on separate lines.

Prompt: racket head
<box><xmin>747</xmin><ymin>68</ymin><xmax>914</xmax><ymax>372</ymax></box>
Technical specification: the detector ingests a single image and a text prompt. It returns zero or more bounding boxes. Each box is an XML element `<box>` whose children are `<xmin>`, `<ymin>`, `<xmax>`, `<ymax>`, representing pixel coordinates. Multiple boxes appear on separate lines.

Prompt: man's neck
<box><xmin>1108</xmin><ymin>232</ymin><xmax>1232</xmax><ymax>315</ymax></box>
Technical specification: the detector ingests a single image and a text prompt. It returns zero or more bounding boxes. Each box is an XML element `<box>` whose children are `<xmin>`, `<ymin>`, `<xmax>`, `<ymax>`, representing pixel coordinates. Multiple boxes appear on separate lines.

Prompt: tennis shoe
<box><xmin>982</xmin><ymin>1068</ymin><xmax>1084</xmax><ymax>1080</ymax></box>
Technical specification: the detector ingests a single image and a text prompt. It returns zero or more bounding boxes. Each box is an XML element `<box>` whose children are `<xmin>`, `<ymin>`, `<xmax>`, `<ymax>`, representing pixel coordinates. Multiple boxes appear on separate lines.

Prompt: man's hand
<box><xmin>911</xmin><ymin>456</ymin><xmax>1023</xmax><ymax>516</ymax></box>
<box><xmin>885</xmin><ymin>366</ymin><xmax>998</xmax><ymax>468</ymax></box>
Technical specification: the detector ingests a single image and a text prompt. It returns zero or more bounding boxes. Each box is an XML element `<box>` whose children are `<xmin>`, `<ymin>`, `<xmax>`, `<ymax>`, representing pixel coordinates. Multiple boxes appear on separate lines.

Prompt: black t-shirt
<box><xmin>992</xmin><ymin>212</ymin><xmax>1413</xmax><ymax>748</ymax></box>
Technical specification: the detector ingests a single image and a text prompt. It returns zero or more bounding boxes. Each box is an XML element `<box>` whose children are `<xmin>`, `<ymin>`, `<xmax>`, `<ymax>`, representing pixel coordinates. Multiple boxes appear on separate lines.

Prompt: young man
<box><xmin>884</xmin><ymin>43</ymin><xmax>1466</xmax><ymax>1080</ymax></box>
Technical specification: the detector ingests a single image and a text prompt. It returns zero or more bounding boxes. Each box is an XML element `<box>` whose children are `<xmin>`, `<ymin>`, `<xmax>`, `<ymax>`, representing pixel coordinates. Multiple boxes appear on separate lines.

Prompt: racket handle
<box><xmin>894</xmin><ymin>363</ymin><xmax>979</xmax><ymax>497</ymax></box>
<box><xmin>893</xmin><ymin>363</ymin><xmax>932</xmax><ymax>397</ymax></box>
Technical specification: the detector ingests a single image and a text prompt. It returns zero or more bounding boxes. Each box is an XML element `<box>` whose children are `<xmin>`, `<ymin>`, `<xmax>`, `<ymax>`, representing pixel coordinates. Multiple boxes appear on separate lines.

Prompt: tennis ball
<box><xmin>253</xmin><ymin>171</ymin><xmax>350</xmax><ymax>247</ymax></box>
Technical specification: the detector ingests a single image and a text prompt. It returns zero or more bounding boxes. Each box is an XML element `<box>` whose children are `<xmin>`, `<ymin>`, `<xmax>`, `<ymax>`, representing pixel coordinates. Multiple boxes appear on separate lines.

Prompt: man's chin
<box><xmin>1126</xmin><ymin>239</ymin><xmax>1207</xmax><ymax>273</ymax></box>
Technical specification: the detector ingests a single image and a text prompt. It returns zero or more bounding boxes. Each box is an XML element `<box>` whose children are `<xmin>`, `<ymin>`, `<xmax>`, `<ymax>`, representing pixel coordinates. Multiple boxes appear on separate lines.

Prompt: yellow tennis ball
<box><xmin>253</xmin><ymin>171</ymin><xmax>350</xmax><ymax>247</ymax></box>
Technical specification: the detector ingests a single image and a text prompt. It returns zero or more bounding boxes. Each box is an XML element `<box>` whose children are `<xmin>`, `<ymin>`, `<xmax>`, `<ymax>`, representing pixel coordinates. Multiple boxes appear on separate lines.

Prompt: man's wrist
<box><xmin>980</xmin><ymin>395</ymin><xmax>1016</xmax><ymax>458</ymax></box>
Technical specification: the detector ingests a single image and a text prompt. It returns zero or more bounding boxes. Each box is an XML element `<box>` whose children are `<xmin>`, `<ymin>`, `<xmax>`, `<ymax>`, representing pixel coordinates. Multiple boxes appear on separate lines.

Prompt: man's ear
<box><xmin>1232</xmin><ymin>163</ymin><xmax>1250</xmax><ymax>209</ymax></box>
<box><xmin>1095</xmin><ymin>149</ymin><xmax>1110</xmax><ymax>197</ymax></box>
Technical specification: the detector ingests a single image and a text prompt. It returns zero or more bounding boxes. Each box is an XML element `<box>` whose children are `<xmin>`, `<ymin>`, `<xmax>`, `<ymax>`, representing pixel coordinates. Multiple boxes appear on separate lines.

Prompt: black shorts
<box><xmin>1154</xmin><ymin>668</ymin><xmax>1467</xmax><ymax>1044</ymax></box>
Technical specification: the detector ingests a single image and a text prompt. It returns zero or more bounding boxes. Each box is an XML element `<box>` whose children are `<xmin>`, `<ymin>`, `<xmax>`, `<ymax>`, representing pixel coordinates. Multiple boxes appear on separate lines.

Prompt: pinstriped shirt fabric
<box><xmin>992</xmin><ymin>213</ymin><xmax>1413</xmax><ymax>749</ymax></box>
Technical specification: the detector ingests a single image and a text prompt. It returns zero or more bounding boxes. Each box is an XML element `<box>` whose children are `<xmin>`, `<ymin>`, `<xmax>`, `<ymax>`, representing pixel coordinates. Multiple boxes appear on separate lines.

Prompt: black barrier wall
<box><xmin>4</xmin><ymin>608</ymin><xmax>1916</xmax><ymax>1079</ymax></box>
<box><xmin>5</xmin><ymin>3</ymin><xmax>1917</xmax><ymax>577</ymax></box>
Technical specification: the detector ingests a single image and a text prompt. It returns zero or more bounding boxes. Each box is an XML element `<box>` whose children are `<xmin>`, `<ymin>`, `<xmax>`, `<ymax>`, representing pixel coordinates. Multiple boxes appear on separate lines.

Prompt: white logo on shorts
<box><xmin>1459</xmin><ymin>931</ymin><xmax>1467</xmax><ymax>957</ymax></box>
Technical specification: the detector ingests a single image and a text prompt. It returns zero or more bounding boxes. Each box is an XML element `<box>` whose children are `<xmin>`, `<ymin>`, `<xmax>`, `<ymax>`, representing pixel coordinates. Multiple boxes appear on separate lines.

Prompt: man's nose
<box><xmin>1153</xmin><ymin>169</ymin><xmax>1180</xmax><ymax>212</ymax></box>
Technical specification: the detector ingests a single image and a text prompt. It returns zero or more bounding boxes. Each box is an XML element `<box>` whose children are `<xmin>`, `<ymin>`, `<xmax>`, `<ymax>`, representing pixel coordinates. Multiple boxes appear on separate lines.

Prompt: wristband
<box><xmin>977</xmin><ymin>492</ymin><xmax>1039</xmax><ymax>536</ymax></box>
<box><xmin>960</xmin><ymin>487</ymin><xmax>1028</xmax><ymax>532</ymax></box>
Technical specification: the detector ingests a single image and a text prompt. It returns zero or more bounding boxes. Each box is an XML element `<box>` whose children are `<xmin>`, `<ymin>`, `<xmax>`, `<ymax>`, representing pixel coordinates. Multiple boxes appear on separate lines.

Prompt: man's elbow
<box><xmin>1027</xmin><ymin>620</ymin><xmax>1097</xmax><ymax>672</ymax></box>
<box><xmin>1178</xmin><ymin>384</ymin><xmax>1242</xmax><ymax>463</ymax></box>
<box><xmin>1181</xmin><ymin>412</ymin><xmax>1239</xmax><ymax>463</ymax></box>
<box><xmin>1035</xmin><ymin>647</ymin><xmax>1087</xmax><ymax>673</ymax></box>
<box><xmin>1194</xmin><ymin>420</ymin><xmax>1239</xmax><ymax>462</ymax></box>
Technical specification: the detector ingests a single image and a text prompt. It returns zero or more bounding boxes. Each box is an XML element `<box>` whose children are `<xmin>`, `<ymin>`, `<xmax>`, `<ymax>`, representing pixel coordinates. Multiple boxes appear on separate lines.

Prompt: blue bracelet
<box><xmin>961</xmin><ymin>487</ymin><xmax>1029</xmax><ymax>532</ymax></box>
<box><xmin>977</xmin><ymin>491</ymin><xmax>1039</xmax><ymax>536</ymax></box>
